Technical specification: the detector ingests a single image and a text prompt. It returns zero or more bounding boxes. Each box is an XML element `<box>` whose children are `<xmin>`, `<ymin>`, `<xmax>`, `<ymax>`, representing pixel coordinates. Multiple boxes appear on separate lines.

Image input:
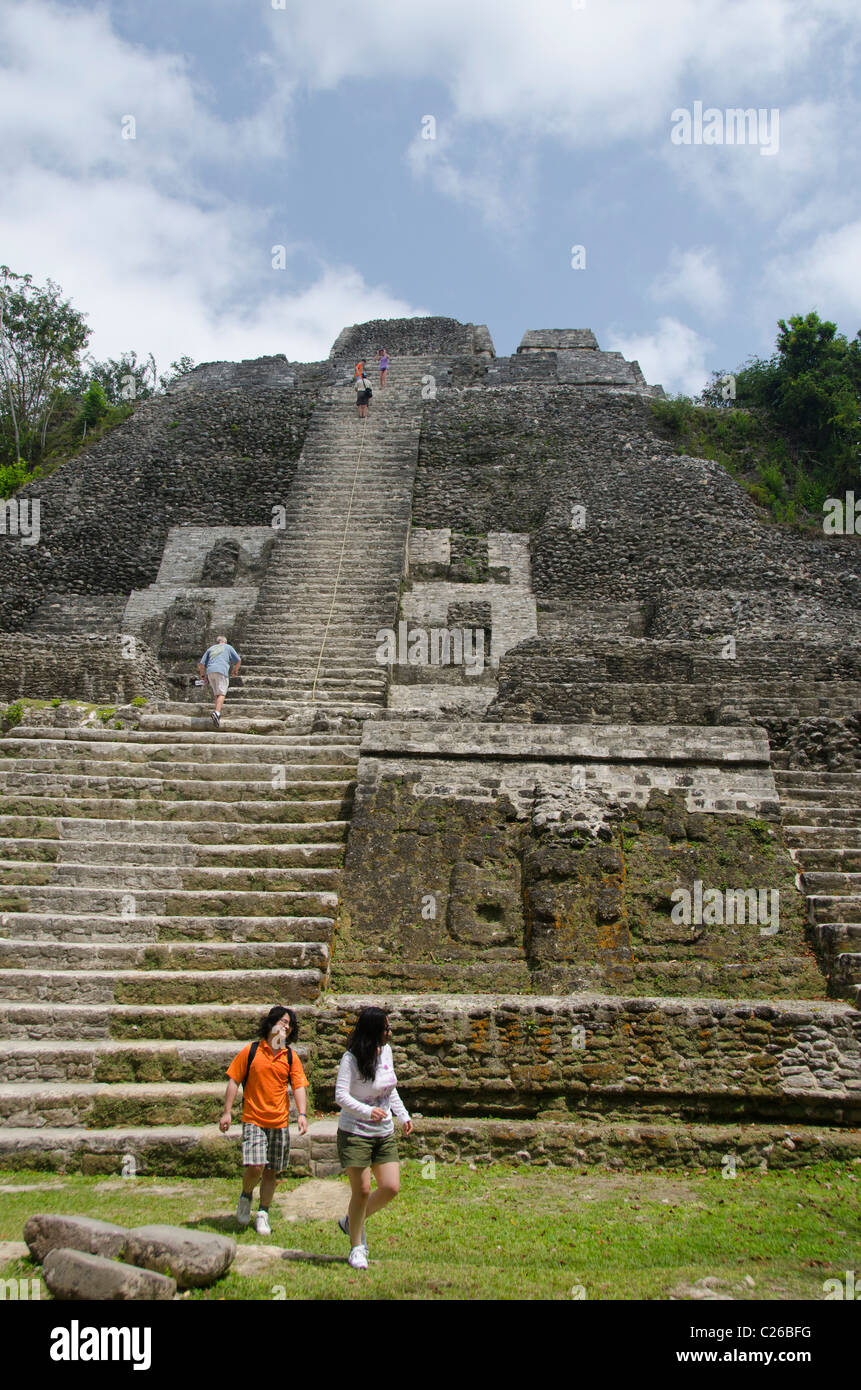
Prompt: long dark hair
<box><xmin>346</xmin><ymin>1006</ymin><xmax>389</xmax><ymax>1082</ymax></box>
<box><xmin>257</xmin><ymin>1005</ymin><xmax>298</xmax><ymax>1044</ymax></box>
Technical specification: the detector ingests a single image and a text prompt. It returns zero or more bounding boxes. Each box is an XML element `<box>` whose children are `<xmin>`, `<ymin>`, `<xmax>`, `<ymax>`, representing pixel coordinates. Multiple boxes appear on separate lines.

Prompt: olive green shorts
<box><xmin>337</xmin><ymin>1128</ymin><xmax>400</xmax><ymax>1169</ymax></box>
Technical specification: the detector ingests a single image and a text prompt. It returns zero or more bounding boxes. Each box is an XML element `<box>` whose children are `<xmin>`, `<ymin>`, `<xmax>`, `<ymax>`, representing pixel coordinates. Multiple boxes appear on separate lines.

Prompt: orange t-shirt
<box><xmin>226</xmin><ymin>1040</ymin><xmax>308</xmax><ymax>1128</ymax></box>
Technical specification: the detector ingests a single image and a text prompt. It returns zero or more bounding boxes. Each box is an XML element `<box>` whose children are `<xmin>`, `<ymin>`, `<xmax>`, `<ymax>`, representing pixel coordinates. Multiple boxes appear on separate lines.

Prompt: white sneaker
<box><xmin>236</xmin><ymin>1193</ymin><xmax>252</xmax><ymax>1227</ymax></box>
<box><xmin>348</xmin><ymin>1245</ymin><xmax>368</xmax><ymax>1270</ymax></box>
<box><xmin>338</xmin><ymin>1214</ymin><xmax>369</xmax><ymax>1254</ymax></box>
<box><xmin>255</xmin><ymin>1211</ymin><xmax>272</xmax><ymax>1236</ymax></box>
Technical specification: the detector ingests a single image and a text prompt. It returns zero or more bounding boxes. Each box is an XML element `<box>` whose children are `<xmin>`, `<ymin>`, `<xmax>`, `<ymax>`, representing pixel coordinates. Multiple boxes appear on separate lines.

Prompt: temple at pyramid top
<box><xmin>517</xmin><ymin>329</ymin><xmax>599</xmax><ymax>351</ymax></box>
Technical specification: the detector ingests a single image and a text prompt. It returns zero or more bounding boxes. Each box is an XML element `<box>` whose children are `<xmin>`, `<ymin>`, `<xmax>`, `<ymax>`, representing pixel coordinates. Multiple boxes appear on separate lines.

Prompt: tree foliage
<box><xmin>697</xmin><ymin>312</ymin><xmax>861</xmax><ymax>494</ymax></box>
<box><xmin>0</xmin><ymin>267</ymin><xmax>194</xmax><ymax>475</ymax></box>
<box><xmin>0</xmin><ymin>266</ymin><xmax>90</xmax><ymax>461</ymax></box>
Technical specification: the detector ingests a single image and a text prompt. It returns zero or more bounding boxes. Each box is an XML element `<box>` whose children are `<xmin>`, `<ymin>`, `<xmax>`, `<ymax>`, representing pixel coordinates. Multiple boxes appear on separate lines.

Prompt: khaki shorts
<box><xmin>337</xmin><ymin>1128</ymin><xmax>399</xmax><ymax>1170</ymax></box>
<box><xmin>207</xmin><ymin>672</ymin><xmax>229</xmax><ymax>697</ymax></box>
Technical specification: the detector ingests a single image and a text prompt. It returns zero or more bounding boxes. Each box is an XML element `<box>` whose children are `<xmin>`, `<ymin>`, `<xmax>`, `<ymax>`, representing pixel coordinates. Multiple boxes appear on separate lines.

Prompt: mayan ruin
<box><xmin>0</xmin><ymin>316</ymin><xmax>858</xmax><ymax>1192</ymax></box>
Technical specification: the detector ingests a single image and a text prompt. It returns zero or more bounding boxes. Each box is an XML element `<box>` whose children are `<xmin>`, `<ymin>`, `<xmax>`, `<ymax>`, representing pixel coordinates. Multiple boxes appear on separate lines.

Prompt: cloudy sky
<box><xmin>2</xmin><ymin>0</ymin><xmax>859</xmax><ymax>392</ymax></box>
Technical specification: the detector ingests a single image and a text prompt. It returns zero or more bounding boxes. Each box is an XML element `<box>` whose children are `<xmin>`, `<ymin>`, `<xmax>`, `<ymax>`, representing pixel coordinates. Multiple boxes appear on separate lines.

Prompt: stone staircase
<box><xmin>776</xmin><ymin>768</ymin><xmax>861</xmax><ymax>1005</ymax></box>
<box><xmin>0</xmin><ymin>360</ymin><xmax>437</xmax><ymax>1172</ymax></box>
<box><xmin>0</xmin><ymin>722</ymin><xmax>355</xmax><ymax>1160</ymax></box>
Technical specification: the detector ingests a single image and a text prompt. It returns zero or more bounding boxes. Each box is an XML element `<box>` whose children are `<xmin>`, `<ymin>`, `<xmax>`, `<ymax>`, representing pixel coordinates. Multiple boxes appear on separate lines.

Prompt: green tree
<box><xmin>79</xmin><ymin>380</ymin><xmax>109</xmax><ymax>434</ymax></box>
<box><xmin>77</xmin><ymin>349</ymin><xmax>158</xmax><ymax>405</ymax></box>
<box><xmin>700</xmin><ymin>312</ymin><xmax>861</xmax><ymax>496</ymax></box>
<box><xmin>0</xmin><ymin>266</ymin><xmax>90</xmax><ymax>463</ymax></box>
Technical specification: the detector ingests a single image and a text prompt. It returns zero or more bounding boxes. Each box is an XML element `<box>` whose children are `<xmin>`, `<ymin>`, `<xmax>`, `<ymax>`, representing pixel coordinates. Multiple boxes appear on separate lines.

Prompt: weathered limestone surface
<box><xmin>42</xmin><ymin>1247</ymin><xmax>177</xmax><ymax>1300</ymax></box>
<box><xmin>0</xmin><ymin>318</ymin><xmax>858</xmax><ymax>1171</ymax></box>
<box><xmin>0</xmin><ymin>385</ymin><xmax>315</xmax><ymax>632</ymax></box>
<box><xmin>123</xmin><ymin>1225</ymin><xmax>235</xmax><ymax>1288</ymax></box>
<box><xmin>24</xmin><ymin>1213</ymin><xmax>128</xmax><ymax>1263</ymax></box>
<box><xmin>312</xmin><ymin>994</ymin><xmax>861</xmax><ymax>1124</ymax></box>
<box><xmin>0</xmin><ymin>635</ymin><xmax>167</xmax><ymax>704</ymax></box>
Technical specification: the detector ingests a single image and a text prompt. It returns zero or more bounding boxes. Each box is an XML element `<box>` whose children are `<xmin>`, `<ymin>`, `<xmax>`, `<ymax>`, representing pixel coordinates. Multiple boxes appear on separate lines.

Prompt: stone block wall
<box><xmin>0</xmin><ymin>635</ymin><xmax>167</xmax><ymax>704</ymax></box>
<box><xmin>330</xmin><ymin>316</ymin><xmax>488</xmax><ymax>360</ymax></box>
<box><xmin>310</xmin><ymin>994</ymin><xmax>861</xmax><ymax>1123</ymax></box>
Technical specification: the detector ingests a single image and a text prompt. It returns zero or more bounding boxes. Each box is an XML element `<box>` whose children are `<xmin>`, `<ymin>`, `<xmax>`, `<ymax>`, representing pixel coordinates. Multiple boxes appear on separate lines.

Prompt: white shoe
<box><xmin>255</xmin><ymin>1211</ymin><xmax>272</xmax><ymax>1236</ymax></box>
<box><xmin>338</xmin><ymin>1214</ymin><xmax>369</xmax><ymax>1254</ymax></box>
<box><xmin>236</xmin><ymin>1193</ymin><xmax>252</xmax><ymax>1227</ymax></box>
<box><xmin>348</xmin><ymin>1245</ymin><xmax>368</xmax><ymax>1270</ymax></box>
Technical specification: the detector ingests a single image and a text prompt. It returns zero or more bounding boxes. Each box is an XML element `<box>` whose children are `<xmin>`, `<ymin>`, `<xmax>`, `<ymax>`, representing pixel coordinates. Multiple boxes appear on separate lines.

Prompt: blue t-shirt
<box><xmin>201</xmin><ymin>643</ymin><xmax>240</xmax><ymax>677</ymax></box>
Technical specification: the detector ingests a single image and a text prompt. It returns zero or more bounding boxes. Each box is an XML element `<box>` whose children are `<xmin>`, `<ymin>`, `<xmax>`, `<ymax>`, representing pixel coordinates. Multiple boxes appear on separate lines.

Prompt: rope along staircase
<box><xmin>0</xmin><ymin>364</ymin><xmax>431</xmax><ymax>1172</ymax></box>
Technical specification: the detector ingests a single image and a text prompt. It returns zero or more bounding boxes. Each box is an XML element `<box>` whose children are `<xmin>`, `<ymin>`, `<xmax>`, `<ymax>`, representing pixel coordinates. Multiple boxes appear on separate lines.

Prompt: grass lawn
<box><xmin>1</xmin><ymin>1161</ymin><xmax>857</xmax><ymax>1301</ymax></box>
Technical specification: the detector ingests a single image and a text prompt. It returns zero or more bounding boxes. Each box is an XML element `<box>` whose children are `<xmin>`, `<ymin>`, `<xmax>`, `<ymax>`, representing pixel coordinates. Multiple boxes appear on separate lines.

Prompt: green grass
<box><xmin>1</xmin><ymin>1161</ymin><xmax>857</xmax><ymax>1300</ymax></box>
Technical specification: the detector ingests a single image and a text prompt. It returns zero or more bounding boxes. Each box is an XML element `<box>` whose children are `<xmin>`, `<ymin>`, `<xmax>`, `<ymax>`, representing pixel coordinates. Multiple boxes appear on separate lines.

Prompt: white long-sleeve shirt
<box><xmin>335</xmin><ymin>1044</ymin><xmax>410</xmax><ymax>1137</ymax></box>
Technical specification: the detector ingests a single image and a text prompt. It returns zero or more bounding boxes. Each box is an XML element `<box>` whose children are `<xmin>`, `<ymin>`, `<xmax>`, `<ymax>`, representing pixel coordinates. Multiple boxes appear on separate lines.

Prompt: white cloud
<box><xmin>265</xmin><ymin>0</ymin><xmax>844</xmax><ymax>146</ymax></box>
<box><xmin>405</xmin><ymin>127</ymin><xmax>534</xmax><ymax>232</ymax></box>
<box><xmin>661</xmin><ymin>99</ymin><xmax>855</xmax><ymax>222</ymax></box>
<box><xmin>650</xmin><ymin>247</ymin><xmax>728</xmax><ymax>319</ymax></box>
<box><xmin>761</xmin><ymin>219</ymin><xmax>861</xmax><ymax>324</ymax></box>
<box><xmin>606</xmin><ymin>317</ymin><xmax>715</xmax><ymax>396</ymax></box>
<box><xmin>0</xmin><ymin>168</ymin><xmax>423</xmax><ymax>365</ymax></box>
<box><xmin>0</xmin><ymin>1</ymin><xmax>424</xmax><ymax>366</ymax></box>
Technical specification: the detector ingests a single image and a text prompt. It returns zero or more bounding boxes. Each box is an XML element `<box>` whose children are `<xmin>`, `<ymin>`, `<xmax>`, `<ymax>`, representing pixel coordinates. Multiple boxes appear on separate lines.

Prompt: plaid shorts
<box><xmin>241</xmin><ymin>1122</ymin><xmax>289</xmax><ymax>1172</ymax></box>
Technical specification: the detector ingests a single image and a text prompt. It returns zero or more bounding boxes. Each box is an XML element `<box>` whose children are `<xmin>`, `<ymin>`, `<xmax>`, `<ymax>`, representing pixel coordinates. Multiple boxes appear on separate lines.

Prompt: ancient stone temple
<box><xmin>0</xmin><ymin>316</ymin><xmax>859</xmax><ymax>1174</ymax></box>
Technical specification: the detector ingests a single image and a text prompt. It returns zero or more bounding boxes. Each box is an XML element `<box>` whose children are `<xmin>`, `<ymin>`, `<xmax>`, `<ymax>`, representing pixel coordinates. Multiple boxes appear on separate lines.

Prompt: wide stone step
<box><xmin>0</xmin><ymin>1114</ymin><xmax>858</xmax><ymax>1175</ymax></box>
<box><xmin>801</xmin><ymin>870</ymin><xmax>861</xmax><ymax>893</ymax></box>
<box><xmin>0</xmin><ymin>740</ymin><xmax>361</xmax><ymax>767</ymax></box>
<box><xmin>0</xmin><ymin>884</ymin><xmax>338</xmax><ymax>917</ymax></box>
<box><xmin>128</xmin><ymin>714</ymin><xmax>293</xmax><ymax>734</ymax></box>
<box><xmin>778</xmin><ymin>787</ymin><xmax>861</xmax><ymax>806</ymax></box>
<box><xmin>0</xmin><ymin>912</ymin><xmax>334</xmax><ymax>944</ymax></box>
<box><xmin>807</xmin><ymin>893</ymin><xmax>861</xmax><ymax>923</ymax></box>
<box><xmin>0</xmin><ymin>965</ymin><xmax>322</xmax><ymax>1004</ymax></box>
<box><xmin>0</xmin><ymin>816</ymin><xmax>350</xmax><ymax>845</ymax></box>
<box><xmin>0</xmin><ymin>1038</ymin><xmax>303</xmax><ymax>1084</ymax></box>
<box><xmin>0</xmin><ymin>839</ymin><xmax>344</xmax><ymax>869</ymax></box>
<box><xmin>0</xmin><ymin>757</ymin><xmax>357</xmax><ymax>784</ymax></box>
<box><xmin>5</xmin><ymin>727</ymin><xmax>359</xmax><ymax>748</ymax></box>
<box><xmin>776</xmin><ymin>771</ymin><xmax>861</xmax><ymax>790</ymax></box>
<box><xmin>0</xmin><ymin>1001</ymin><xmax>311</xmax><ymax>1041</ymax></box>
<box><xmin>0</xmin><ymin>1081</ymin><xmax>229</xmax><ymax>1129</ymax></box>
<box><xmin>236</xmin><ymin>685</ymin><xmax>384</xmax><ymax>701</ymax></box>
<box><xmin>781</xmin><ymin>808</ymin><xmax>861</xmax><ymax>827</ymax></box>
<box><xmin>783</xmin><ymin>825</ymin><xmax>861</xmax><ymax>848</ymax></box>
<box><xmin>236</xmin><ymin>672</ymin><xmax>385</xmax><ymax>687</ymax></box>
<box><xmin>0</xmin><ymin>861</ymin><xmax>341</xmax><ymax>892</ymax></box>
<box><xmin>0</xmin><ymin>796</ymin><xmax>351</xmax><ymax>823</ymax></box>
<box><xmin>793</xmin><ymin>848</ymin><xmax>861</xmax><ymax>872</ymax></box>
<box><xmin>0</xmin><ymin>938</ymin><xmax>328</xmax><ymax>972</ymax></box>
<box><xmin>0</xmin><ymin>772</ymin><xmax>357</xmax><ymax>800</ymax></box>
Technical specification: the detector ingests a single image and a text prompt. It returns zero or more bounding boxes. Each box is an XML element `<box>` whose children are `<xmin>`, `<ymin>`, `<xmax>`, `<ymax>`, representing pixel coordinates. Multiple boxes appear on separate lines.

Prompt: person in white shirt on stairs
<box><xmin>335</xmin><ymin>1006</ymin><xmax>413</xmax><ymax>1270</ymax></box>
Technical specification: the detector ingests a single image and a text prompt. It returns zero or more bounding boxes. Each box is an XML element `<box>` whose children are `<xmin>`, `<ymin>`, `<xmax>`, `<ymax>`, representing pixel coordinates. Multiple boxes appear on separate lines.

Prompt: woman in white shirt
<box><xmin>335</xmin><ymin>1006</ymin><xmax>413</xmax><ymax>1270</ymax></box>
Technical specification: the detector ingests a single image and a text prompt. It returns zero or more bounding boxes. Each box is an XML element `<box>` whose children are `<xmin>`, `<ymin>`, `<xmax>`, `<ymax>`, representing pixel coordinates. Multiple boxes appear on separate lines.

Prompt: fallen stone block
<box><xmin>123</xmin><ymin>1225</ymin><xmax>235</xmax><ymax>1289</ymax></box>
<box><xmin>24</xmin><ymin>1214</ymin><xmax>129</xmax><ymax>1265</ymax></box>
<box><xmin>43</xmin><ymin>1248</ymin><xmax>176</xmax><ymax>1301</ymax></box>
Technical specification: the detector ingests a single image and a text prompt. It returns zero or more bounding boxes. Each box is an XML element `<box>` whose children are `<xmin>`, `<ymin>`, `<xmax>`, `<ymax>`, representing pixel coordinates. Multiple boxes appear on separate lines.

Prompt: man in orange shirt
<box><xmin>220</xmin><ymin>1005</ymin><xmax>309</xmax><ymax>1235</ymax></box>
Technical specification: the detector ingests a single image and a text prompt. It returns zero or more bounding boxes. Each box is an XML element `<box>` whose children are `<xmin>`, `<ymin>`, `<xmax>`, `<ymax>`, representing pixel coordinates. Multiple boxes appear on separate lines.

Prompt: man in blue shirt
<box><xmin>198</xmin><ymin>634</ymin><xmax>241</xmax><ymax>728</ymax></box>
